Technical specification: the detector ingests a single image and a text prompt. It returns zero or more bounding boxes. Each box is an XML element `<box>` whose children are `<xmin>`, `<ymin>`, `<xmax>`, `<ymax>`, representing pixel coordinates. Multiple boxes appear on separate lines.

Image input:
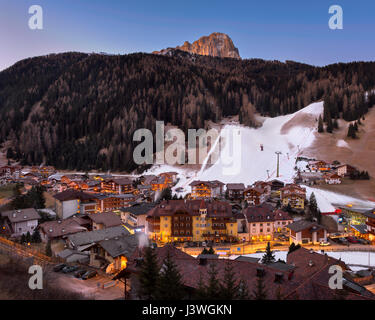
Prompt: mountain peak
<box><xmin>154</xmin><ymin>32</ymin><xmax>241</xmax><ymax>59</ymax></box>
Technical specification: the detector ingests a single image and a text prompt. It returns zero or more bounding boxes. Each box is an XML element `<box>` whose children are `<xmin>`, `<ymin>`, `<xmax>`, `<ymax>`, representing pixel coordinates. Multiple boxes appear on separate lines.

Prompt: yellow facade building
<box><xmin>146</xmin><ymin>199</ymin><xmax>237</xmax><ymax>243</ymax></box>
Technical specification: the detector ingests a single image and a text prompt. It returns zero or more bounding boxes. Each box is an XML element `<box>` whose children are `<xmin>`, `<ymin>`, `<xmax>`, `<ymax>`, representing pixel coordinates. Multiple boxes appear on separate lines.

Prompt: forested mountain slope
<box><xmin>0</xmin><ymin>50</ymin><xmax>374</xmax><ymax>172</ymax></box>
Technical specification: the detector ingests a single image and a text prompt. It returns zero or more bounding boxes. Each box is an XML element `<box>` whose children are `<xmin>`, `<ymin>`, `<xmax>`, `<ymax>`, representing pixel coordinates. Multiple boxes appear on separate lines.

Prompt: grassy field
<box><xmin>0</xmin><ymin>184</ymin><xmax>15</xmax><ymax>199</ymax></box>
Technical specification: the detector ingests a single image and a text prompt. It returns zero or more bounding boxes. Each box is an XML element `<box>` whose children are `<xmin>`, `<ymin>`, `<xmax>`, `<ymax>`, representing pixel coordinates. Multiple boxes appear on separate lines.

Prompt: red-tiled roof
<box><xmin>53</xmin><ymin>189</ymin><xmax>95</xmax><ymax>201</ymax></box>
<box><xmin>147</xmin><ymin>200</ymin><xmax>232</xmax><ymax>218</ymax></box>
<box><xmin>88</xmin><ymin>212</ymin><xmax>123</xmax><ymax>228</ymax></box>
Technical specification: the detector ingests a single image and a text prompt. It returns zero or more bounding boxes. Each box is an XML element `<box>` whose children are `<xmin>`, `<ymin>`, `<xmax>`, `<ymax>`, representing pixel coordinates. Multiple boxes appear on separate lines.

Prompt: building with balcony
<box><xmin>146</xmin><ymin>199</ymin><xmax>237</xmax><ymax>243</ymax></box>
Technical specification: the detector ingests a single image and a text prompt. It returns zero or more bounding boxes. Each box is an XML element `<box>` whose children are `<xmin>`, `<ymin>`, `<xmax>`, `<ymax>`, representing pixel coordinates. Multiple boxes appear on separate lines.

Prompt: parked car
<box><xmin>53</xmin><ymin>263</ymin><xmax>67</xmax><ymax>272</ymax></box>
<box><xmin>357</xmin><ymin>238</ymin><xmax>370</xmax><ymax>245</ymax></box>
<box><xmin>62</xmin><ymin>265</ymin><xmax>79</xmax><ymax>273</ymax></box>
<box><xmin>328</xmin><ymin>237</ymin><xmax>337</xmax><ymax>243</ymax></box>
<box><xmin>319</xmin><ymin>241</ymin><xmax>331</xmax><ymax>246</ymax></box>
<box><xmin>338</xmin><ymin>238</ymin><xmax>349</xmax><ymax>245</ymax></box>
<box><xmin>347</xmin><ymin>236</ymin><xmax>360</xmax><ymax>244</ymax></box>
<box><xmin>81</xmin><ymin>270</ymin><xmax>97</xmax><ymax>280</ymax></box>
<box><xmin>74</xmin><ymin>269</ymin><xmax>87</xmax><ymax>278</ymax></box>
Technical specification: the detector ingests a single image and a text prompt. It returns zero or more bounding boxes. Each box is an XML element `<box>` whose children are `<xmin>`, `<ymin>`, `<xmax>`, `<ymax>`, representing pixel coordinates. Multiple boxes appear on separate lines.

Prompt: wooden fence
<box><xmin>0</xmin><ymin>235</ymin><xmax>56</xmax><ymax>264</ymax></box>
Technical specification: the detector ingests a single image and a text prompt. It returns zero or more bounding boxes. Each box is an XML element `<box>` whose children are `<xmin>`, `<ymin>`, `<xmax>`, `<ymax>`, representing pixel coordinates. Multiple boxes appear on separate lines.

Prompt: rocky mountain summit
<box><xmin>154</xmin><ymin>32</ymin><xmax>241</xmax><ymax>59</ymax></box>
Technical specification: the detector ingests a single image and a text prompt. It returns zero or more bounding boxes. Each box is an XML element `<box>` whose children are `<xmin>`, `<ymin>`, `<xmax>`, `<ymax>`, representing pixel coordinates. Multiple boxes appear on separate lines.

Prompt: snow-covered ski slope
<box><xmin>145</xmin><ymin>101</ymin><xmax>375</xmax><ymax>211</ymax></box>
<box><xmin>195</xmin><ymin>101</ymin><xmax>323</xmax><ymax>185</ymax></box>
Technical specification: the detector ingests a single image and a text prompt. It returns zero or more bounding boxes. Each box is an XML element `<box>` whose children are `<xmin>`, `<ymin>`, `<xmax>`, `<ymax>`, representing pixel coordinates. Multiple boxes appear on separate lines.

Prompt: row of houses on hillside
<box><xmin>189</xmin><ymin>180</ymin><xmax>307</xmax><ymax>211</ymax></box>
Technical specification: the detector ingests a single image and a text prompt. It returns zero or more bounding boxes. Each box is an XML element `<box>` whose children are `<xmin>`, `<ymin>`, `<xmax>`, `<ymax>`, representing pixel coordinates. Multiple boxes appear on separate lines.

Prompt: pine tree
<box><xmin>261</xmin><ymin>242</ymin><xmax>276</xmax><ymax>264</ymax></box>
<box><xmin>288</xmin><ymin>242</ymin><xmax>301</xmax><ymax>254</ymax></box>
<box><xmin>253</xmin><ymin>276</ymin><xmax>267</xmax><ymax>300</ymax></box>
<box><xmin>138</xmin><ymin>246</ymin><xmax>160</xmax><ymax>300</ymax></box>
<box><xmin>25</xmin><ymin>231</ymin><xmax>32</xmax><ymax>243</ymax></box>
<box><xmin>333</xmin><ymin>117</ymin><xmax>339</xmax><ymax>129</ymax></box>
<box><xmin>205</xmin><ymin>262</ymin><xmax>220</xmax><ymax>300</ymax></box>
<box><xmin>326</xmin><ymin>113</ymin><xmax>333</xmax><ymax>133</ymax></box>
<box><xmin>194</xmin><ymin>272</ymin><xmax>207</xmax><ymax>300</ymax></box>
<box><xmin>161</xmin><ymin>187</ymin><xmax>172</xmax><ymax>200</ymax></box>
<box><xmin>45</xmin><ymin>239</ymin><xmax>52</xmax><ymax>256</ymax></box>
<box><xmin>31</xmin><ymin>229</ymin><xmax>42</xmax><ymax>243</ymax></box>
<box><xmin>347</xmin><ymin>123</ymin><xmax>357</xmax><ymax>138</ymax></box>
<box><xmin>21</xmin><ymin>233</ymin><xmax>26</xmax><ymax>244</ymax></box>
<box><xmin>219</xmin><ymin>262</ymin><xmax>239</xmax><ymax>300</ymax></box>
<box><xmin>237</xmin><ymin>279</ymin><xmax>250</xmax><ymax>300</ymax></box>
<box><xmin>309</xmin><ymin>192</ymin><xmax>318</xmax><ymax>214</ymax></box>
<box><xmin>207</xmin><ymin>247</ymin><xmax>215</xmax><ymax>254</ymax></box>
<box><xmin>156</xmin><ymin>252</ymin><xmax>185</xmax><ymax>300</ymax></box>
<box><xmin>276</xmin><ymin>285</ymin><xmax>284</xmax><ymax>300</ymax></box>
<box><xmin>318</xmin><ymin>115</ymin><xmax>324</xmax><ymax>133</ymax></box>
<box><xmin>201</xmin><ymin>248</ymin><xmax>209</xmax><ymax>254</ymax></box>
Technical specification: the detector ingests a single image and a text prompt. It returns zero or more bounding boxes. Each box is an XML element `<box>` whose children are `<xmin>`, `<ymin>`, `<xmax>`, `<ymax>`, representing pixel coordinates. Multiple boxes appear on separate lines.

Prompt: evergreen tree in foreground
<box><xmin>194</xmin><ymin>272</ymin><xmax>207</xmax><ymax>300</ymax></box>
<box><xmin>31</xmin><ymin>229</ymin><xmax>42</xmax><ymax>243</ymax></box>
<box><xmin>220</xmin><ymin>262</ymin><xmax>239</xmax><ymax>300</ymax></box>
<box><xmin>261</xmin><ymin>242</ymin><xmax>276</xmax><ymax>264</ymax></box>
<box><xmin>205</xmin><ymin>262</ymin><xmax>220</xmax><ymax>300</ymax></box>
<box><xmin>156</xmin><ymin>252</ymin><xmax>185</xmax><ymax>300</ymax></box>
<box><xmin>253</xmin><ymin>276</ymin><xmax>267</xmax><ymax>300</ymax></box>
<box><xmin>288</xmin><ymin>242</ymin><xmax>301</xmax><ymax>254</ymax></box>
<box><xmin>25</xmin><ymin>231</ymin><xmax>32</xmax><ymax>243</ymax></box>
<box><xmin>237</xmin><ymin>278</ymin><xmax>250</xmax><ymax>300</ymax></box>
<box><xmin>138</xmin><ymin>246</ymin><xmax>160</xmax><ymax>300</ymax></box>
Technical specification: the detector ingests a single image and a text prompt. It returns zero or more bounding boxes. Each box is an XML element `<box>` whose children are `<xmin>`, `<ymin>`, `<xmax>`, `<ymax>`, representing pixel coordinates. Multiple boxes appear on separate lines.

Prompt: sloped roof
<box><xmin>39</xmin><ymin>216</ymin><xmax>88</xmax><ymax>238</ymax></box>
<box><xmin>53</xmin><ymin>189</ymin><xmax>95</xmax><ymax>201</ymax></box>
<box><xmin>243</xmin><ymin>203</ymin><xmax>274</xmax><ymax>222</ymax></box>
<box><xmin>226</xmin><ymin>183</ymin><xmax>245</xmax><ymax>190</ymax></box>
<box><xmin>3</xmin><ymin>208</ymin><xmax>40</xmax><ymax>223</ymax></box>
<box><xmin>99</xmin><ymin>234</ymin><xmax>139</xmax><ymax>258</ymax></box>
<box><xmin>286</xmin><ymin>220</ymin><xmax>326</xmax><ymax>233</ymax></box>
<box><xmin>120</xmin><ymin>203</ymin><xmax>156</xmax><ymax>216</ymax></box>
<box><xmin>88</xmin><ymin>212</ymin><xmax>123</xmax><ymax>228</ymax></box>
<box><xmin>68</xmin><ymin>225</ymin><xmax>130</xmax><ymax>247</ymax></box>
<box><xmin>147</xmin><ymin>199</ymin><xmax>233</xmax><ymax>218</ymax></box>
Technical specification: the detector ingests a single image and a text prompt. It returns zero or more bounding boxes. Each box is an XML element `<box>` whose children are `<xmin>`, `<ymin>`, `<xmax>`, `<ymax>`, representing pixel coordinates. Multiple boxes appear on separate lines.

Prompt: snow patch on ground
<box><xmin>336</xmin><ymin>139</ymin><xmax>350</xmax><ymax>148</ymax></box>
<box><xmin>146</xmin><ymin>101</ymin><xmax>375</xmax><ymax>209</ymax></box>
<box><xmin>191</xmin><ymin>101</ymin><xmax>324</xmax><ymax>186</ymax></box>
<box><xmin>245</xmin><ymin>251</ymin><xmax>375</xmax><ymax>269</ymax></box>
<box><xmin>305</xmin><ymin>186</ymin><xmax>375</xmax><ymax>213</ymax></box>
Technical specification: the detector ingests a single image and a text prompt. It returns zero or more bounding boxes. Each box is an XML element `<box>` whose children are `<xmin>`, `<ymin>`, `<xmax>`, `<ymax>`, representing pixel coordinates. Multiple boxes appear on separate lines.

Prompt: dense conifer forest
<box><xmin>0</xmin><ymin>50</ymin><xmax>374</xmax><ymax>172</ymax></box>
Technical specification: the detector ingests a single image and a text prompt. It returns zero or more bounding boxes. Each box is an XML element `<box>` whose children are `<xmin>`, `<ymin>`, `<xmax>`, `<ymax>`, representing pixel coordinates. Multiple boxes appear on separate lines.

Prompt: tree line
<box><xmin>1</xmin><ymin>52</ymin><xmax>375</xmax><ymax>172</ymax></box>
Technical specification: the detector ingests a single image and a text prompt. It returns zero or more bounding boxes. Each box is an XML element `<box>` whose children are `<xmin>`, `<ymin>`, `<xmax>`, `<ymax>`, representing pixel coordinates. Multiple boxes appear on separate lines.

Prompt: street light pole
<box><xmin>275</xmin><ymin>151</ymin><xmax>282</xmax><ymax>178</ymax></box>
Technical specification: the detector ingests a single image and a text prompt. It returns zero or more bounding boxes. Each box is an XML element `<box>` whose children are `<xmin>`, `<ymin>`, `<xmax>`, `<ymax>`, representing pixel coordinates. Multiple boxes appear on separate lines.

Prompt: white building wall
<box><xmin>62</xmin><ymin>200</ymin><xmax>79</xmax><ymax>219</ymax></box>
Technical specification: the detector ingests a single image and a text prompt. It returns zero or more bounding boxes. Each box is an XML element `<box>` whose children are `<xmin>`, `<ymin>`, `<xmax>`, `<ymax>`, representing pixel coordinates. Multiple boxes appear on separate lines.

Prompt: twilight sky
<box><xmin>1</xmin><ymin>0</ymin><xmax>374</xmax><ymax>71</ymax></box>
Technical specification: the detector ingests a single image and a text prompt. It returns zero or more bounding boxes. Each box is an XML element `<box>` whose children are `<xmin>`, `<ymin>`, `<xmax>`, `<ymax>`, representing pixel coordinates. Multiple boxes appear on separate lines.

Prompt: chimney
<box><xmin>256</xmin><ymin>267</ymin><xmax>265</xmax><ymax>278</ymax></box>
<box><xmin>274</xmin><ymin>272</ymin><xmax>284</xmax><ymax>283</ymax></box>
